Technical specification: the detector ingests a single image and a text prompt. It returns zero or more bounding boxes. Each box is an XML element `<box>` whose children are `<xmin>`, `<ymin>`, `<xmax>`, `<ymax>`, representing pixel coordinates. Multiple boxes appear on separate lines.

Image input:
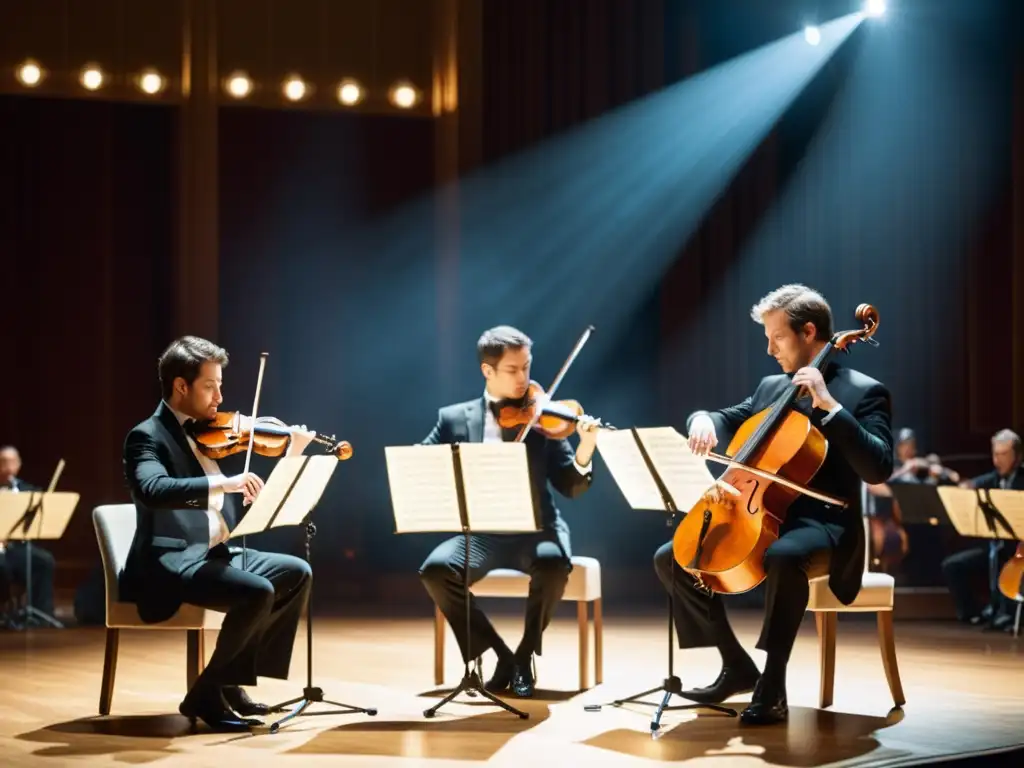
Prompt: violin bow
<box><xmin>514</xmin><ymin>325</ymin><xmax>595</xmax><ymax>443</ymax></box>
<box><xmin>240</xmin><ymin>352</ymin><xmax>270</xmax><ymax>568</ymax></box>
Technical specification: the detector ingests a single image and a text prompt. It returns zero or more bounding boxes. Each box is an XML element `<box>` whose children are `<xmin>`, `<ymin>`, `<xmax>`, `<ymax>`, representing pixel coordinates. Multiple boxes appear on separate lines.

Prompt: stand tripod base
<box><xmin>424</xmin><ymin>670</ymin><xmax>529</xmax><ymax>720</ymax></box>
<box><xmin>267</xmin><ymin>686</ymin><xmax>377</xmax><ymax>733</ymax></box>
<box><xmin>13</xmin><ymin>605</ymin><xmax>64</xmax><ymax>629</ymax></box>
<box><xmin>584</xmin><ymin>676</ymin><xmax>736</xmax><ymax>731</ymax></box>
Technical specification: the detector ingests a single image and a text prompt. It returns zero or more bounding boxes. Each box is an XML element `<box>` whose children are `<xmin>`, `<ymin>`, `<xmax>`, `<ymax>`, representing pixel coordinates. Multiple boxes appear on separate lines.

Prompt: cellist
<box><xmin>653</xmin><ymin>284</ymin><xmax>894</xmax><ymax>725</ymax></box>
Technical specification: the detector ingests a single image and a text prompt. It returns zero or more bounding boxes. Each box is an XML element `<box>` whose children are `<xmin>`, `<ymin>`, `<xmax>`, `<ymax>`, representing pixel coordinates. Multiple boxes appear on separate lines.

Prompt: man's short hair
<box><xmin>991</xmin><ymin>428</ymin><xmax>1022</xmax><ymax>457</ymax></box>
<box><xmin>477</xmin><ymin>326</ymin><xmax>532</xmax><ymax>368</ymax></box>
<box><xmin>157</xmin><ymin>336</ymin><xmax>229</xmax><ymax>399</ymax></box>
<box><xmin>750</xmin><ymin>284</ymin><xmax>833</xmax><ymax>341</ymax></box>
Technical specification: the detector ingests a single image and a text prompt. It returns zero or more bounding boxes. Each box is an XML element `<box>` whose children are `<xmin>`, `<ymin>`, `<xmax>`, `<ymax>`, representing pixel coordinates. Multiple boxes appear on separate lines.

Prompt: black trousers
<box><xmin>653</xmin><ymin>522</ymin><xmax>833</xmax><ymax>681</ymax></box>
<box><xmin>1</xmin><ymin>542</ymin><xmax>56</xmax><ymax>616</ymax></box>
<box><xmin>180</xmin><ymin>544</ymin><xmax>311</xmax><ymax>688</ymax></box>
<box><xmin>420</xmin><ymin>528</ymin><xmax>571</xmax><ymax>662</ymax></box>
<box><xmin>941</xmin><ymin>543</ymin><xmax>1013</xmax><ymax>621</ymax></box>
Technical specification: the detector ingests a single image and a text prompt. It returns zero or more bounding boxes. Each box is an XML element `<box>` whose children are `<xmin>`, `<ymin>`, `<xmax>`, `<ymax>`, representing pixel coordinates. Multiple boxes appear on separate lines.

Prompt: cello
<box><xmin>998</xmin><ymin>543</ymin><xmax>1024</xmax><ymax>601</ymax></box>
<box><xmin>671</xmin><ymin>304</ymin><xmax>881</xmax><ymax>594</ymax></box>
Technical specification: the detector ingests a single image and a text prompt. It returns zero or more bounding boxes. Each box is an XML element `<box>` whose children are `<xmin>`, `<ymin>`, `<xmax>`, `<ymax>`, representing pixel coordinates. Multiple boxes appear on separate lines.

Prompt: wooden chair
<box><xmin>433</xmin><ymin>555</ymin><xmax>603</xmax><ymax>690</ymax></box>
<box><xmin>92</xmin><ymin>503</ymin><xmax>224</xmax><ymax>715</ymax></box>
<box><xmin>806</xmin><ymin>515</ymin><xmax>906</xmax><ymax>709</ymax></box>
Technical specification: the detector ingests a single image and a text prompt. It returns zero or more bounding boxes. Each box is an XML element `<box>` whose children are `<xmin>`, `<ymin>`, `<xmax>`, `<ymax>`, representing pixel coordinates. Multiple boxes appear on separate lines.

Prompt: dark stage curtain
<box><xmin>0</xmin><ymin>96</ymin><xmax>175</xmax><ymax>586</ymax></box>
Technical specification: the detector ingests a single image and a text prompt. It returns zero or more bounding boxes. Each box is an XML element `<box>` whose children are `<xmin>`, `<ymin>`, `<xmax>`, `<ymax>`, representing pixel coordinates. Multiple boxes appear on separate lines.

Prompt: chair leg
<box><xmin>593</xmin><ymin>597</ymin><xmax>603</xmax><ymax>686</ymax></box>
<box><xmin>576</xmin><ymin>601</ymin><xmax>589</xmax><ymax>690</ymax></box>
<box><xmin>99</xmin><ymin>627</ymin><xmax>119</xmax><ymax>716</ymax></box>
<box><xmin>815</xmin><ymin>612</ymin><xmax>837</xmax><ymax>709</ymax></box>
<box><xmin>186</xmin><ymin>629</ymin><xmax>203</xmax><ymax>691</ymax></box>
<box><xmin>433</xmin><ymin>603</ymin><xmax>445</xmax><ymax>686</ymax></box>
<box><xmin>876</xmin><ymin>610</ymin><xmax>906</xmax><ymax>707</ymax></box>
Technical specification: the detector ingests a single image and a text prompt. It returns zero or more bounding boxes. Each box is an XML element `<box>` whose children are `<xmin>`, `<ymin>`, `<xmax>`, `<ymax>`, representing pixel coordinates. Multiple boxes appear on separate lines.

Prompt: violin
<box><xmin>502</xmin><ymin>326</ymin><xmax>610</xmax><ymax>443</ymax></box>
<box><xmin>672</xmin><ymin>303</ymin><xmax>881</xmax><ymax>594</ymax></box>
<box><xmin>497</xmin><ymin>381</ymin><xmax>605</xmax><ymax>440</ymax></box>
<box><xmin>192</xmin><ymin>411</ymin><xmax>353</xmax><ymax>461</ymax></box>
<box><xmin>998</xmin><ymin>542</ymin><xmax>1024</xmax><ymax>601</ymax></box>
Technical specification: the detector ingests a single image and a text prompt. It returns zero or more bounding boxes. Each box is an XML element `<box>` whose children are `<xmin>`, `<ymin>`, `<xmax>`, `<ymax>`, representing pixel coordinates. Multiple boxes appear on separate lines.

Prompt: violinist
<box><xmin>864</xmin><ymin>429</ymin><xmax>959</xmax><ymax>571</ymax></box>
<box><xmin>654</xmin><ymin>284</ymin><xmax>893</xmax><ymax>725</ymax></box>
<box><xmin>418</xmin><ymin>325</ymin><xmax>600</xmax><ymax>698</ymax></box>
<box><xmin>120</xmin><ymin>335</ymin><xmax>314</xmax><ymax>732</ymax></box>
<box><xmin>940</xmin><ymin>428</ymin><xmax>1023</xmax><ymax>629</ymax></box>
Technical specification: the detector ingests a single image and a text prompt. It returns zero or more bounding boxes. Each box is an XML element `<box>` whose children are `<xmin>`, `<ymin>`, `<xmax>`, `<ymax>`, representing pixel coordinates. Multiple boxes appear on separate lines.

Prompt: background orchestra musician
<box><xmin>655</xmin><ymin>284</ymin><xmax>893</xmax><ymax>725</ymax></box>
<box><xmin>941</xmin><ymin>428</ymin><xmax>1023</xmax><ymax>629</ymax></box>
<box><xmin>120</xmin><ymin>336</ymin><xmax>315</xmax><ymax>731</ymax></box>
<box><xmin>864</xmin><ymin>428</ymin><xmax>959</xmax><ymax>572</ymax></box>
<box><xmin>0</xmin><ymin>445</ymin><xmax>58</xmax><ymax>622</ymax></box>
<box><xmin>418</xmin><ymin>326</ymin><xmax>600</xmax><ymax>698</ymax></box>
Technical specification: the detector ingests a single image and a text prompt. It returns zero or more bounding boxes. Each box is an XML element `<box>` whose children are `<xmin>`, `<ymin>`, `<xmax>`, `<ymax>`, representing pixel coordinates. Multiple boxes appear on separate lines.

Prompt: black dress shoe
<box><xmin>510</xmin><ymin>662</ymin><xmax>534</xmax><ymax>698</ymax></box>
<box><xmin>485</xmin><ymin>656</ymin><xmax>515</xmax><ymax>692</ymax></box>
<box><xmin>739</xmin><ymin>679</ymin><xmax>788</xmax><ymax>725</ymax></box>
<box><xmin>222</xmin><ymin>685</ymin><xmax>272</xmax><ymax>716</ymax></box>
<box><xmin>680</xmin><ymin>663</ymin><xmax>760</xmax><ymax>704</ymax></box>
<box><xmin>179</xmin><ymin>688</ymin><xmax>263</xmax><ymax>732</ymax></box>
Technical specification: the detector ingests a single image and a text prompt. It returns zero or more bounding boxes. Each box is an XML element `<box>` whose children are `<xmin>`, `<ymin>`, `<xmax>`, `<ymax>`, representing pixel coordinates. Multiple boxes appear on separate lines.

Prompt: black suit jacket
<box><xmin>120</xmin><ymin>401</ymin><xmax>241</xmax><ymax>623</ymax></box>
<box><xmin>686</xmin><ymin>363</ymin><xmax>894</xmax><ymax>605</ymax></box>
<box><xmin>422</xmin><ymin>397</ymin><xmax>593</xmax><ymax>538</ymax></box>
<box><xmin>969</xmin><ymin>468</ymin><xmax>1024</xmax><ymax>491</ymax></box>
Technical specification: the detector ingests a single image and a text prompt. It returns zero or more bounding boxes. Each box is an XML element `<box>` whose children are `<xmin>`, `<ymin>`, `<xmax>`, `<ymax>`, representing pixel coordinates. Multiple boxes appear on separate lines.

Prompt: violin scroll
<box><xmin>834</xmin><ymin>303</ymin><xmax>880</xmax><ymax>352</ymax></box>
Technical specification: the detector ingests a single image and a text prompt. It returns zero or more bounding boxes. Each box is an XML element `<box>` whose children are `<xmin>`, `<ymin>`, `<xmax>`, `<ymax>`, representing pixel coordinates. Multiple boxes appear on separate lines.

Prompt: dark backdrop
<box><xmin>1</xmin><ymin>0</ymin><xmax>1021</xmax><ymax>610</ymax></box>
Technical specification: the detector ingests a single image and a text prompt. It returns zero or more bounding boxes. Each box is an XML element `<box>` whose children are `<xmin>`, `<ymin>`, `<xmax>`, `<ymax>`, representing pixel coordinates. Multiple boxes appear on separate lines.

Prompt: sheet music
<box><xmin>230</xmin><ymin>456</ymin><xmax>337</xmax><ymax>537</ymax></box>
<box><xmin>936</xmin><ymin>487</ymin><xmax>979</xmax><ymax>537</ymax></box>
<box><xmin>459</xmin><ymin>443</ymin><xmax>538</xmax><ymax>533</ymax></box>
<box><xmin>982</xmin><ymin>490</ymin><xmax>1024</xmax><ymax>540</ymax></box>
<box><xmin>597</xmin><ymin>427</ymin><xmax>717</xmax><ymax>512</ymax></box>
<box><xmin>384</xmin><ymin>446</ymin><xmax>462</xmax><ymax>533</ymax></box>
<box><xmin>635</xmin><ymin>427</ymin><xmax>719</xmax><ymax>512</ymax></box>
<box><xmin>596</xmin><ymin>429</ymin><xmax>673</xmax><ymax>510</ymax></box>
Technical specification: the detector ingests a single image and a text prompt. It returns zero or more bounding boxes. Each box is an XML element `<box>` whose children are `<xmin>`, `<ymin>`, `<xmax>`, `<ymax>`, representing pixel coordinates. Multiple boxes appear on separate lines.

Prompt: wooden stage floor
<box><xmin>1</xmin><ymin>611</ymin><xmax>1021</xmax><ymax>767</ymax></box>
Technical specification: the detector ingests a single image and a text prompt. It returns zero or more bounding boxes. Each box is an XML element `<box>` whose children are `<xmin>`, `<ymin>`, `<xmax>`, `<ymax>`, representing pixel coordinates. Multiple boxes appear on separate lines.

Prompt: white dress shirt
<box><xmin>819</xmin><ymin>401</ymin><xmax>843</xmax><ymax>426</ymax></box>
<box><xmin>482</xmin><ymin>390</ymin><xmax>592</xmax><ymax>475</ymax></box>
<box><xmin>165</xmin><ymin>403</ymin><xmax>231</xmax><ymax>548</ymax></box>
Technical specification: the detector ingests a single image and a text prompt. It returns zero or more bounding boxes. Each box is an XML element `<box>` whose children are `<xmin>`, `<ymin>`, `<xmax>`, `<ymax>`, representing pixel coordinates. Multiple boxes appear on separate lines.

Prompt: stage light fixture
<box><xmin>225</xmin><ymin>71</ymin><xmax>253</xmax><ymax>98</ymax></box>
<box><xmin>16</xmin><ymin>60</ymin><xmax>43</xmax><ymax>87</ymax></box>
<box><xmin>865</xmin><ymin>0</ymin><xmax>886</xmax><ymax>17</ymax></box>
<box><xmin>337</xmin><ymin>79</ymin><xmax>363</xmax><ymax>106</ymax></box>
<box><xmin>389</xmin><ymin>82</ymin><xmax>418</xmax><ymax>109</ymax></box>
<box><xmin>80</xmin><ymin>65</ymin><xmax>104</xmax><ymax>91</ymax></box>
<box><xmin>283</xmin><ymin>75</ymin><xmax>307</xmax><ymax>102</ymax></box>
<box><xmin>804</xmin><ymin>26</ymin><xmax>821</xmax><ymax>45</ymax></box>
<box><xmin>137</xmin><ymin>69</ymin><xmax>165</xmax><ymax>95</ymax></box>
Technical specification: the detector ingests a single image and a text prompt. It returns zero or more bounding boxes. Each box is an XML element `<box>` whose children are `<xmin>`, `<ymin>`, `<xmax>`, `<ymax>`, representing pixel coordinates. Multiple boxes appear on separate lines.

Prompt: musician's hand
<box><xmin>225</xmin><ymin>472</ymin><xmax>264</xmax><ymax>504</ymax></box>
<box><xmin>792</xmin><ymin>367</ymin><xmax>838</xmax><ymax>412</ymax></box>
<box><xmin>688</xmin><ymin>414</ymin><xmax>717</xmax><ymax>456</ymax></box>
<box><xmin>287</xmin><ymin>425</ymin><xmax>317</xmax><ymax>457</ymax></box>
<box><xmin>574</xmin><ymin>415</ymin><xmax>600</xmax><ymax>467</ymax></box>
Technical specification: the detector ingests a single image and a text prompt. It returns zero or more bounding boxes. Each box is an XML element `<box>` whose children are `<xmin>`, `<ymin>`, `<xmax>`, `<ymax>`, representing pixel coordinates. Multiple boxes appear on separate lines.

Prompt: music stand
<box><xmin>936</xmin><ymin>487</ymin><xmax>1020</xmax><ymax>623</ymax></box>
<box><xmin>227</xmin><ymin>455</ymin><xmax>377</xmax><ymax>733</ymax></box>
<box><xmin>0</xmin><ymin>490</ymin><xmax>79</xmax><ymax>629</ymax></box>
<box><xmin>583</xmin><ymin>426</ymin><xmax>736</xmax><ymax>731</ymax></box>
<box><xmin>888</xmin><ymin>483</ymin><xmax>953</xmax><ymax>526</ymax></box>
<box><xmin>383</xmin><ymin>441</ymin><xmax>537</xmax><ymax>720</ymax></box>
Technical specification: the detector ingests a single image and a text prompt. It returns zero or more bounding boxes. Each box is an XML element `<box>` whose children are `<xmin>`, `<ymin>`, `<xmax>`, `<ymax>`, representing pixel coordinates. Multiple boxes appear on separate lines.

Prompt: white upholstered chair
<box><xmin>806</xmin><ymin>512</ymin><xmax>905</xmax><ymax>709</ymax></box>
<box><xmin>433</xmin><ymin>555</ymin><xmax>603</xmax><ymax>690</ymax></box>
<box><xmin>92</xmin><ymin>504</ymin><xmax>224</xmax><ymax>715</ymax></box>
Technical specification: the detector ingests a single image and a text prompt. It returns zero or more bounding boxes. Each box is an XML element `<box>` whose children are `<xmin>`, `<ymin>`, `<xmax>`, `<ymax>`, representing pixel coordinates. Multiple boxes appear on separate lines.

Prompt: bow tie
<box><xmin>182</xmin><ymin>418</ymin><xmax>198</xmax><ymax>436</ymax></box>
